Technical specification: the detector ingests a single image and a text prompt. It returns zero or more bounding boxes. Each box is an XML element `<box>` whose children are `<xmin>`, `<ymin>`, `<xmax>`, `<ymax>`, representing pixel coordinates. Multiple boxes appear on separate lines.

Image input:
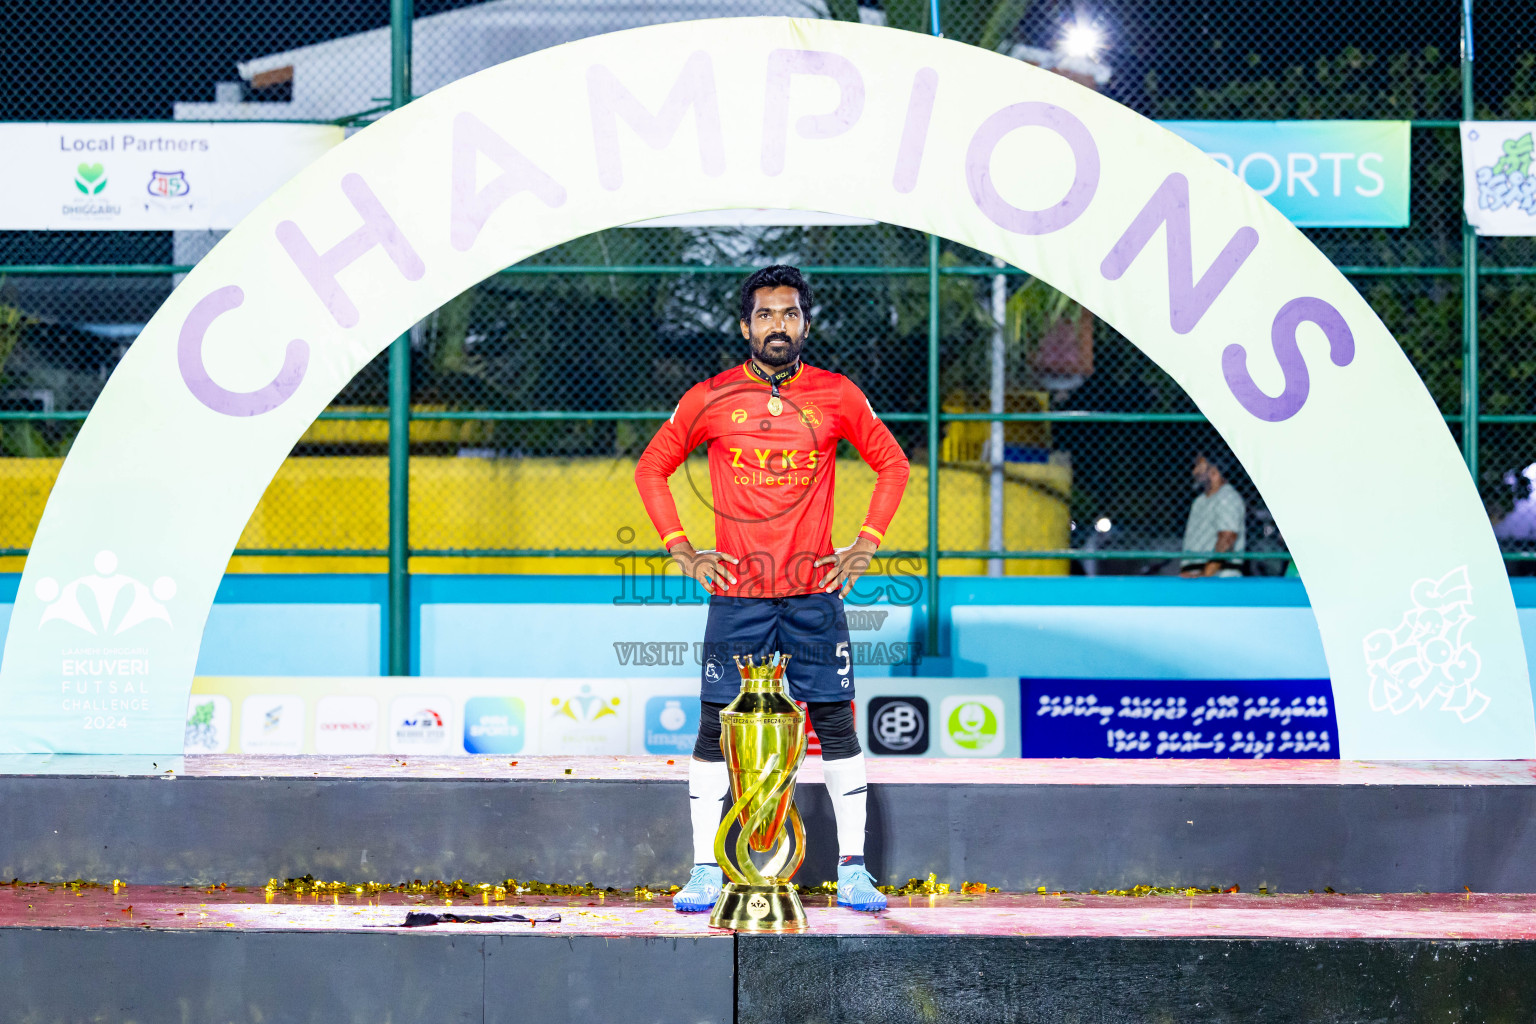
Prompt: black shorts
<box><xmin>699</xmin><ymin>593</ymin><xmax>854</xmax><ymax>703</ymax></box>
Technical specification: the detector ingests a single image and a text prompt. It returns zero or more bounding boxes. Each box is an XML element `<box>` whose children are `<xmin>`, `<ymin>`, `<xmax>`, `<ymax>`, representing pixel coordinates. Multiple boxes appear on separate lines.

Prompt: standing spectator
<box><xmin>1181</xmin><ymin>453</ymin><xmax>1245</xmax><ymax>578</ymax></box>
<box><xmin>1494</xmin><ymin>462</ymin><xmax>1536</xmax><ymax>575</ymax></box>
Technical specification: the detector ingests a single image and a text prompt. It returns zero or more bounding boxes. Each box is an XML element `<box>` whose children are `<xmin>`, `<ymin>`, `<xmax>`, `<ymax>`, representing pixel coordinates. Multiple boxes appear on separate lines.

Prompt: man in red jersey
<box><xmin>635</xmin><ymin>265</ymin><xmax>909</xmax><ymax>914</ymax></box>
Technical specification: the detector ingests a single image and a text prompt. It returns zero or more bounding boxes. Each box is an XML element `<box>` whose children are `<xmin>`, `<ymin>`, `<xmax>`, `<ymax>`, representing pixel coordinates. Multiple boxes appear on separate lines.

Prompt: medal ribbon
<box><xmin>748</xmin><ymin>360</ymin><xmax>798</xmax><ymax>408</ymax></box>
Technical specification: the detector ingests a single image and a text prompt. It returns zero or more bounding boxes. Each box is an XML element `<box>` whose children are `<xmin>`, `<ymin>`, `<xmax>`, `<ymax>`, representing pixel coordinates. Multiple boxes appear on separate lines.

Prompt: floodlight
<box><xmin>1060</xmin><ymin>21</ymin><xmax>1103</xmax><ymax>59</ymax></box>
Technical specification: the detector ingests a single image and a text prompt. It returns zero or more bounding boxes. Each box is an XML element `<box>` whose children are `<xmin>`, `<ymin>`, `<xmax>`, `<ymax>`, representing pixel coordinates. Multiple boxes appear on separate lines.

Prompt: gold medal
<box><xmin>767</xmin><ymin>396</ymin><xmax>783</xmax><ymax>416</ymax></box>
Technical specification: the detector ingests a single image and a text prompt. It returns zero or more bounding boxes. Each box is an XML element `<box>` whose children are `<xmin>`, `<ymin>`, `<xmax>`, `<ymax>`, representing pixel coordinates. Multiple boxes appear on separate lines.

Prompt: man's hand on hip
<box><xmin>669</xmin><ymin>541</ymin><xmax>738</xmax><ymax>595</ymax></box>
<box><xmin>814</xmin><ymin>537</ymin><xmax>877</xmax><ymax>597</ymax></box>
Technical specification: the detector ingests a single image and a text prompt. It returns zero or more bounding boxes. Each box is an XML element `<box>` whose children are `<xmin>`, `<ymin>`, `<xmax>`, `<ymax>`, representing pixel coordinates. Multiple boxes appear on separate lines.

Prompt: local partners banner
<box><xmin>1162</xmin><ymin>121</ymin><xmax>1410</xmax><ymax>226</ymax></box>
<box><xmin>0</xmin><ymin>123</ymin><xmax>342</xmax><ymax>230</ymax></box>
<box><xmin>1461</xmin><ymin>122</ymin><xmax>1536</xmax><ymax>235</ymax></box>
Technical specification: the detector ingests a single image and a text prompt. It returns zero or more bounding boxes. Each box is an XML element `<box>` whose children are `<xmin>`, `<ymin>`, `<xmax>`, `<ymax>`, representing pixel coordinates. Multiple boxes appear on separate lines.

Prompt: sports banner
<box><xmin>856</xmin><ymin>679</ymin><xmax>1021</xmax><ymax>758</ymax></box>
<box><xmin>1</xmin><ymin>18</ymin><xmax>1527</xmax><ymax>760</ymax></box>
<box><xmin>0</xmin><ymin>123</ymin><xmax>342</xmax><ymax>230</ymax></box>
<box><xmin>1162</xmin><ymin>121</ymin><xmax>1410</xmax><ymax>226</ymax></box>
<box><xmin>1461</xmin><ymin>122</ymin><xmax>1536</xmax><ymax>235</ymax></box>
<box><xmin>183</xmin><ymin>676</ymin><xmax>1018</xmax><ymax>758</ymax></box>
<box><xmin>1020</xmin><ymin>677</ymin><xmax>1339</xmax><ymax>759</ymax></box>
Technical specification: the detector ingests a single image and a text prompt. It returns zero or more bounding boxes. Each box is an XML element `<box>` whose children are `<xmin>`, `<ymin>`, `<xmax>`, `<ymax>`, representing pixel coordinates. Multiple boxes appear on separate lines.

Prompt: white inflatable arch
<box><xmin>2</xmin><ymin>18</ymin><xmax>1527</xmax><ymax>759</ymax></box>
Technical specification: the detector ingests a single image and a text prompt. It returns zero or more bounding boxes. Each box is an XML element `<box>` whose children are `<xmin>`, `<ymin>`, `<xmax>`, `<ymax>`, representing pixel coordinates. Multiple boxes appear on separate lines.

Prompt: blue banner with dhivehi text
<box><xmin>1160</xmin><ymin>121</ymin><xmax>1410</xmax><ymax>226</ymax></box>
<box><xmin>1020</xmin><ymin>678</ymin><xmax>1340</xmax><ymax>759</ymax></box>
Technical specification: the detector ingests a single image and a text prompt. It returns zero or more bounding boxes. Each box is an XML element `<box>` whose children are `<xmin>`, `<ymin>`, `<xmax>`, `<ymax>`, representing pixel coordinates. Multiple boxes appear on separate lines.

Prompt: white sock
<box><xmin>688</xmin><ymin>758</ymin><xmax>730</xmax><ymax>865</ymax></box>
<box><xmin>821</xmin><ymin>753</ymin><xmax>868</xmax><ymax>859</ymax></box>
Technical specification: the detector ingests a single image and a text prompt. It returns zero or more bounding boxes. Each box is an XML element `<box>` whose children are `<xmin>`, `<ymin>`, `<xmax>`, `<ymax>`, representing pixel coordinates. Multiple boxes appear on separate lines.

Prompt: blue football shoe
<box><xmin>674</xmin><ymin>864</ymin><xmax>724</xmax><ymax>913</ymax></box>
<box><xmin>837</xmin><ymin>864</ymin><xmax>887</xmax><ymax>912</ymax></box>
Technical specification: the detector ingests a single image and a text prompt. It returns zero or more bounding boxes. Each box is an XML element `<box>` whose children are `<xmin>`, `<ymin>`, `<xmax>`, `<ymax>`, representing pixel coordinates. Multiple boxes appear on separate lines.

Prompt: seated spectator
<box><xmin>1181</xmin><ymin>453</ymin><xmax>1245</xmax><ymax>578</ymax></box>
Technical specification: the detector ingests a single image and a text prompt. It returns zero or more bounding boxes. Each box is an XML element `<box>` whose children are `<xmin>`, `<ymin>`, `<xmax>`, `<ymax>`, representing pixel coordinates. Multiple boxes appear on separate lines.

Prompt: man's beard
<box><xmin>752</xmin><ymin>330</ymin><xmax>804</xmax><ymax>369</ymax></box>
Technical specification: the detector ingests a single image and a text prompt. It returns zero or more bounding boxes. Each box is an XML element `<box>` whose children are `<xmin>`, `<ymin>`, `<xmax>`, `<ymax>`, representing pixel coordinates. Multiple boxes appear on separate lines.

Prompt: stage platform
<box><xmin>3</xmin><ymin>884</ymin><xmax>1536</xmax><ymax>1022</ymax></box>
<box><xmin>2</xmin><ymin>756</ymin><xmax>1536</xmax><ymax>892</ymax></box>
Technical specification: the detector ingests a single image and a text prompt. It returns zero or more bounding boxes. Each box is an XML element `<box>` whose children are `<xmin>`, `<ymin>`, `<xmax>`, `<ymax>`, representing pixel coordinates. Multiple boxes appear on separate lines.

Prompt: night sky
<box><xmin>0</xmin><ymin>0</ymin><xmax>1516</xmax><ymax>122</ymax></box>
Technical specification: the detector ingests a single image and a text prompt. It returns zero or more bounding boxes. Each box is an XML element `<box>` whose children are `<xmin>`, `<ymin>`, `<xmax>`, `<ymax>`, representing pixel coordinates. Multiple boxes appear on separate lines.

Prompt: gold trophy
<box><xmin>708</xmin><ymin>653</ymin><xmax>809</xmax><ymax>932</ymax></box>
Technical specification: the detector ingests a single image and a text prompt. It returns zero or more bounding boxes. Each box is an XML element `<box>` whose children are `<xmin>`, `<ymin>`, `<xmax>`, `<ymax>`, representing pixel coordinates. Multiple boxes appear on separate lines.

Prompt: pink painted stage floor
<box><xmin>171</xmin><ymin>754</ymin><xmax>1536</xmax><ymax>787</ymax></box>
<box><xmin>7</xmin><ymin>886</ymin><xmax>1536</xmax><ymax>941</ymax></box>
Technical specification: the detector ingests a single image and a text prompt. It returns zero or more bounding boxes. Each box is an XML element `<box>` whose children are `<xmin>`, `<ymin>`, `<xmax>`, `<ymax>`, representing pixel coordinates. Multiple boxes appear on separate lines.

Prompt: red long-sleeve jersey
<box><xmin>635</xmin><ymin>361</ymin><xmax>910</xmax><ymax>598</ymax></box>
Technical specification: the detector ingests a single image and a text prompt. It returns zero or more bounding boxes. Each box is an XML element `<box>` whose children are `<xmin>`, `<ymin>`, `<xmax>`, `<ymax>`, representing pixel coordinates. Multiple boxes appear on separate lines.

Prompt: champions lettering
<box><xmin>175</xmin><ymin>45</ymin><xmax>1353</xmax><ymax>426</ymax></box>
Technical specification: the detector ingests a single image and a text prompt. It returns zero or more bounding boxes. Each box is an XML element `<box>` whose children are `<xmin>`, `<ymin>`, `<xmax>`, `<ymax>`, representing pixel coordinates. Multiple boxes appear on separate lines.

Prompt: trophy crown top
<box><xmin>733</xmin><ymin>652</ymin><xmax>791</xmax><ymax>690</ymax></box>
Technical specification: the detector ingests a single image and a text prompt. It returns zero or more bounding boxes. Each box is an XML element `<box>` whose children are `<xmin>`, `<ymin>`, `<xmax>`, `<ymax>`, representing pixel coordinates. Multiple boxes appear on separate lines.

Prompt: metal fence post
<box><xmin>1461</xmin><ymin>0</ymin><xmax>1479</xmax><ymax>486</ymax></box>
<box><xmin>388</xmin><ymin>0</ymin><xmax>413</xmax><ymax>676</ymax></box>
<box><xmin>926</xmin><ymin>236</ymin><xmax>942</xmax><ymax>662</ymax></box>
<box><xmin>922</xmin><ymin>0</ymin><xmax>942</xmax><ymax>663</ymax></box>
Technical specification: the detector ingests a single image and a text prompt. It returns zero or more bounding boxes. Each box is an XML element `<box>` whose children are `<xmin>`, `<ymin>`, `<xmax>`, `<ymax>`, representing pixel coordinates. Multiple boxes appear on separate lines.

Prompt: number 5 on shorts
<box><xmin>837</xmin><ymin>641</ymin><xmax>850</xmax><ymax>681</ymax></box>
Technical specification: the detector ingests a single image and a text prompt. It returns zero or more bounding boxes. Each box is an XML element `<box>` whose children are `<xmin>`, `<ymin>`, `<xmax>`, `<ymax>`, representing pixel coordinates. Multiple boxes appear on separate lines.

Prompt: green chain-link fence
<box><xmin>1</xmin><ymin>0</ymin><xmax>1533</xmax><ymax>605</ymax></box>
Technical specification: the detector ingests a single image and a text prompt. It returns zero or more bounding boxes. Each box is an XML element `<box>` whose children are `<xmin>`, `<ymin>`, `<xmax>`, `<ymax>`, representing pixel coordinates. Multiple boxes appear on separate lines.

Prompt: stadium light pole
<box><xmin>388</xmin><ymin>0</ymin><xmax>413</xmax><ymax>676</ymax></box>
<box><xmin>989</xmin><ymin>18</ymin><xmax>1110</xmax><ymax>580</ymax></box>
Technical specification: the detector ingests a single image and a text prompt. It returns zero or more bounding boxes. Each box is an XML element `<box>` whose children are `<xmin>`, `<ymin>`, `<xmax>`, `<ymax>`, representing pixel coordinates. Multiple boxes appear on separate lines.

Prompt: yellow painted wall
<box><xmin>0</xmin><ymin>456</ymin><xmax>1070</xmax><ymax>575</ymax></box>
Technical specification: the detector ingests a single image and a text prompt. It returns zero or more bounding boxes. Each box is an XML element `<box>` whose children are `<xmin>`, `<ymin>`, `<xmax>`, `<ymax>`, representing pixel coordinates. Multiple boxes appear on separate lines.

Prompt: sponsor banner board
<box><xmin>238</xmin><ymin>693</ymin><xmax>305</xmax><ymax>754</ymax></box>
<box><xmin>188</xmin><ymin>676</ymin><xmax>1020</xmax><ymax>757</ymax></box>
<box><xmin>182</xmin><ymin>693</ymin><xmax>231</xmax><ymax>754</ymax></box>
<box><xmin>854</xmin><ymin>679</ymin><xmax>1021</xmax><ymax>759</ymax></box>
<box><xmin>539</xmin><ymin>680</ymin><xmax>628</xmax><ymax>754</ymax></box>
<box><xmin>866</xmin><ymin>696</ymin><xmax>929</xmax><ymax>756</ymax></box>
<box><xmin>0</xmin><ymin>123</ymin><xmax>342</xmax><ymax>230</ymax></box>
<box><xmin>1461</xmin><ymin>122</ymin><xmax>1536</xmax><ymax>235</ymax></box>
<box><xmin>389</xmin><ymin>694</ymin><xmax>455</xmax><ymax>754</ymax></box>
<box><xmin>314</xmin><ymin>695</ymin><xmax>379</xmax><ymax>755</ymax></box>
<box><xmin>1020</xmin><ymin>677</ymin><xmax>1339</xmax><ymax>759</ymax></box>
<box><xmin>463</xmin><ymin>695</ymin><xmax>527</xmax><ymax>754</ymax></box>
<box><xmin>1161</xmin><ymin>121</ymin><xmax>1410</xmax><ymax>226</ymax></box>
<box><xmin>628</xmin><ymin>679</ymin><xmax>702</xmax><ymax>756</ymax></box>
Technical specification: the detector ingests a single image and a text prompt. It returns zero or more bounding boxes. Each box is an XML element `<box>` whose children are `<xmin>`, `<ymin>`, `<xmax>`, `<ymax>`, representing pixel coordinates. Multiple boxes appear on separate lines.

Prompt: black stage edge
<box><xmin>0</xmin><ymin>930</ymin><xmax>733</xmax><ymax>1024</ymax></box>
<box><xmin>736</xmin><ymin>936</ymin><xmax>1536</xmax><ymax>1024</ymax></box>
<box><xmin>4</xmin><ymin>929</ymin><xmax>1536</xmax><ymax>1024</ymax></box>
<box><xmin>5</xmin><ymin>772</ymin><xmax>1536</xmax><ymax>891</ymax></box>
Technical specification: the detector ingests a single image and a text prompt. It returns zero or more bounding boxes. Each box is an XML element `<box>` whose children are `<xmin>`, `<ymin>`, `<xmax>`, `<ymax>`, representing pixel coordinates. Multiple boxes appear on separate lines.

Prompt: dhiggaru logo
<box><xmin>35</xmin><ymin>550</ymin><xmax>175</xmax><ymax>635</ymax></box>
<box><xmin>73</xmin><ymin>162</ymin><xmax>106</xmax><ymax>195</ymax></box>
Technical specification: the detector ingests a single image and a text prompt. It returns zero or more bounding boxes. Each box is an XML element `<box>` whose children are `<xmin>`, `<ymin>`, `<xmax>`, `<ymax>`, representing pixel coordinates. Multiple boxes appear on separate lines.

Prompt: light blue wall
<box><xmin>951</xmin><ymin>606</ymin><xmax>1327</xmax><ymax>679</ymax></box>
<box><xmin>2</xmin><ymin>575</ymin><xmax>1534</xmax><ymax>687</ymax></box>
<box><xmin>198</xmin><ymin>603</ymin><xmax>382</xmax><ymax>676</ymax></box>
<box><xmin>419</xmin><ymin>601</ymin><xmax>917</xmax><ymax>677</ymax></box>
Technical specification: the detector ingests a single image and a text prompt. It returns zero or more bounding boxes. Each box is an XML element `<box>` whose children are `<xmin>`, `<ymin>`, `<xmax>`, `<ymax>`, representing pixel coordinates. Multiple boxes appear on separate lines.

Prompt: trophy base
<box><xmin>709</xmin><ymin>882</ymin><xmax>808</xmax><ymax>932</ymax></box>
